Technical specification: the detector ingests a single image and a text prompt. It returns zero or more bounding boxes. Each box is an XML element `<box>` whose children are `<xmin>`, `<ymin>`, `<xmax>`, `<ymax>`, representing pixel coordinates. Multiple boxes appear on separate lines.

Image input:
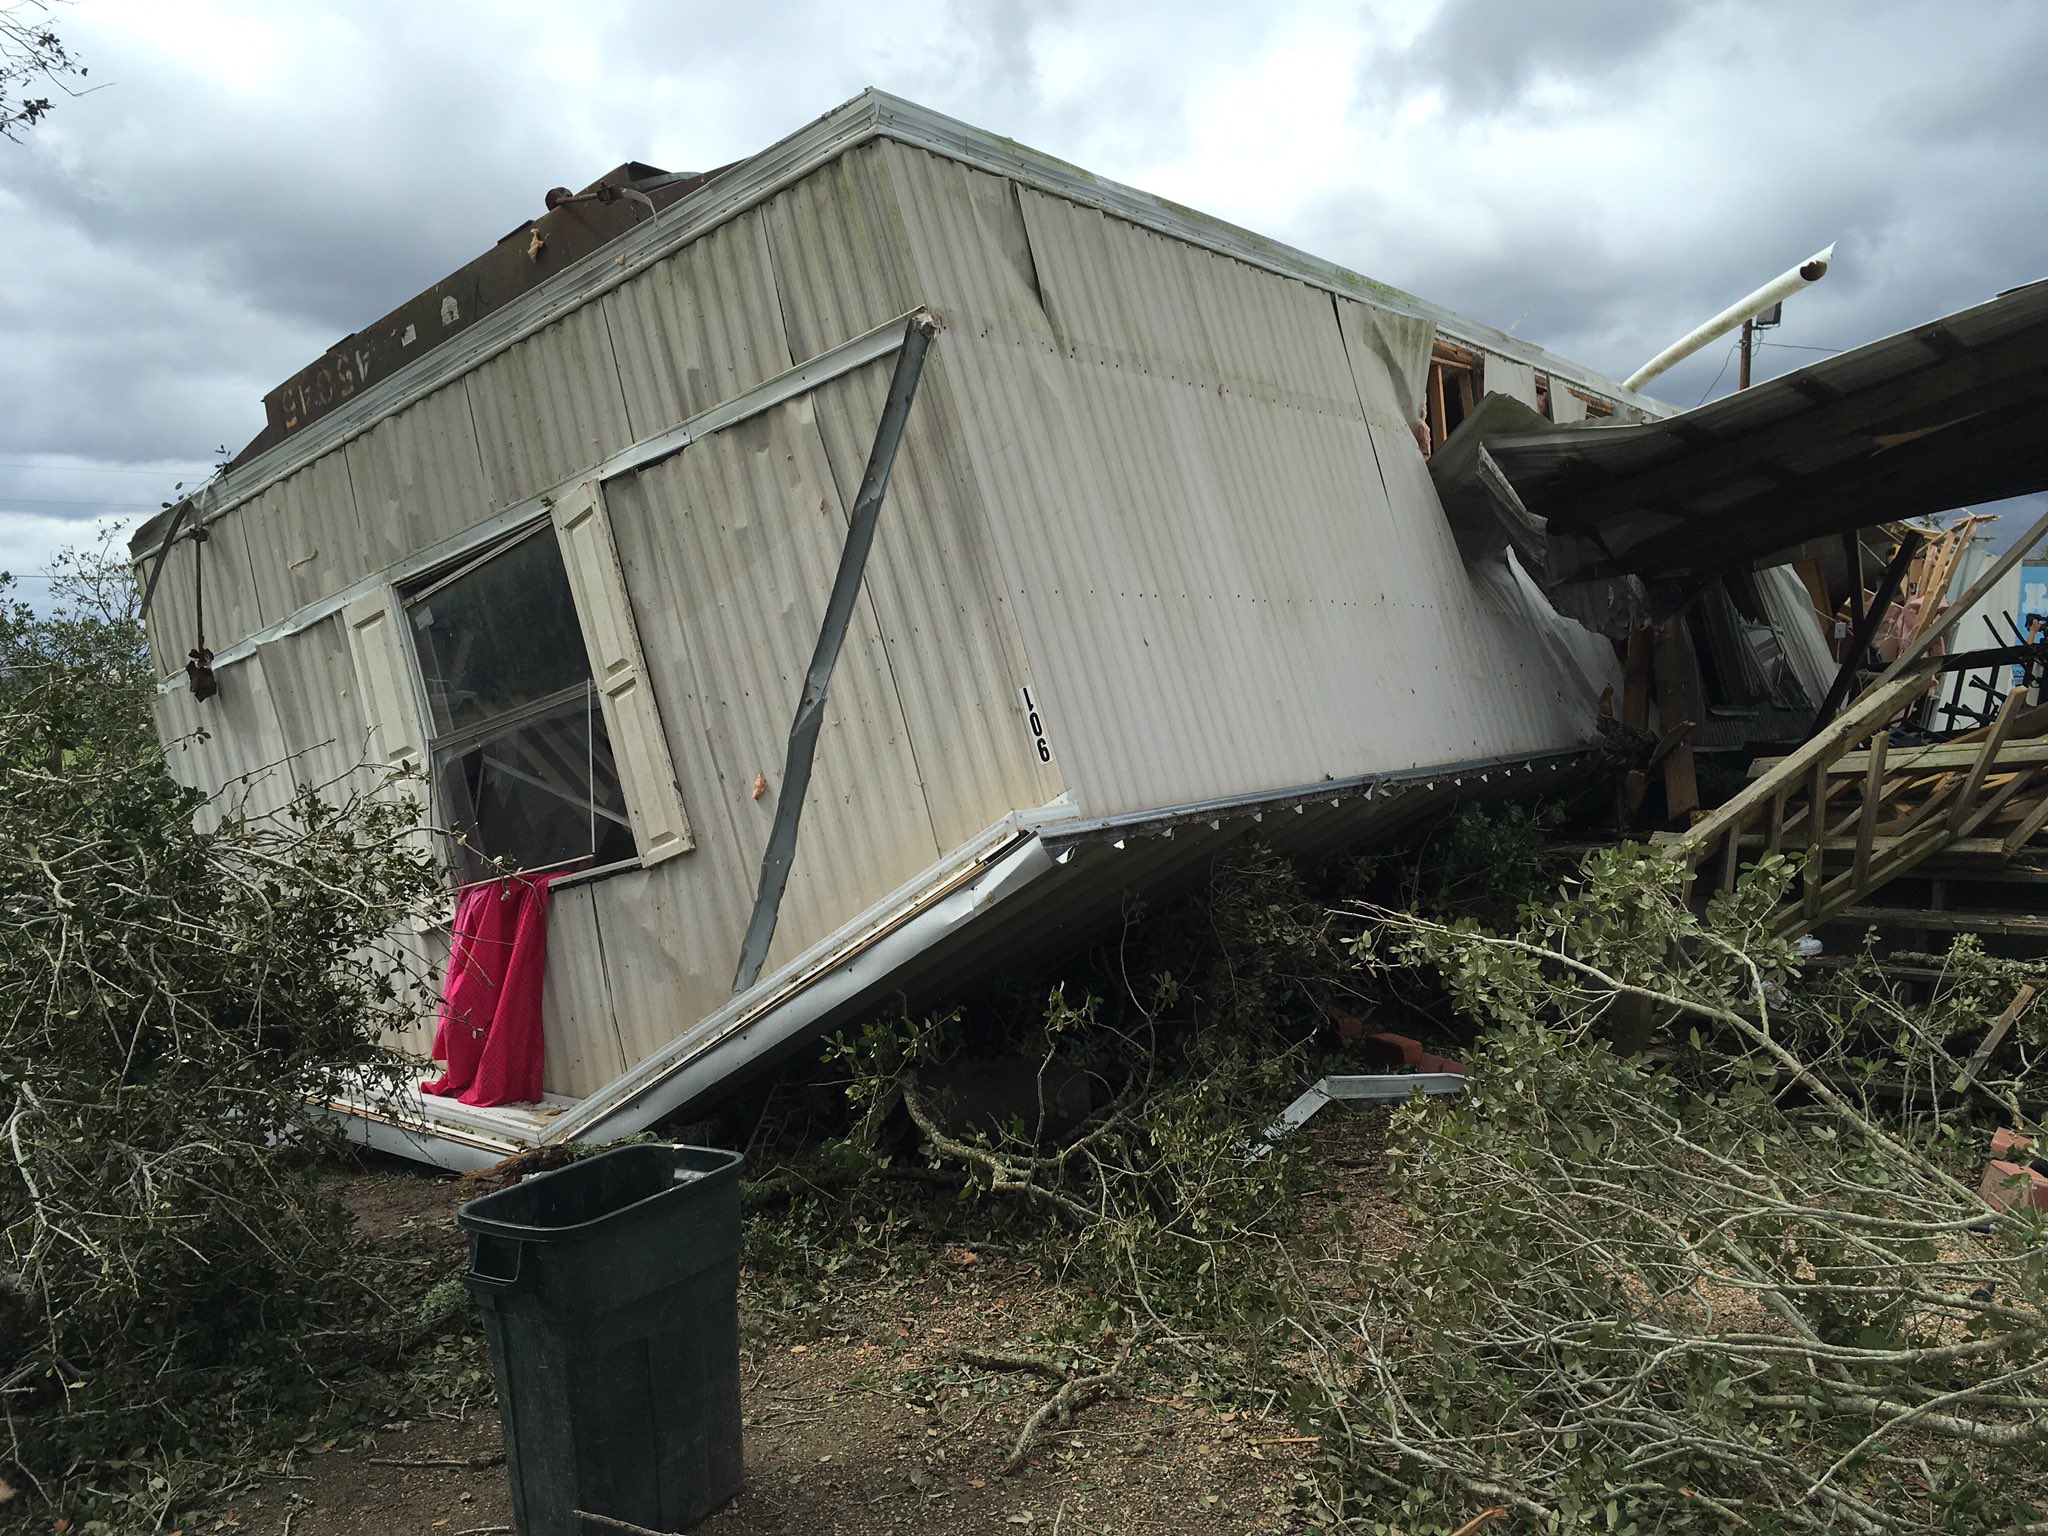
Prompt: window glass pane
<box><xmin>435</xmin><ymin>689</ymin><xmax>636</xmax><ymax>880</ymax></box>
<box><xmin>408</xmin><ymin>531</ymin><xmax>593</xmax><ymax>738</ymax></box>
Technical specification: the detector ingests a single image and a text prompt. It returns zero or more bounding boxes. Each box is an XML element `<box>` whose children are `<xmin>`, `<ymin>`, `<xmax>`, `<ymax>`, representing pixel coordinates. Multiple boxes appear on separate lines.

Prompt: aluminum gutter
<box><xmin>134</xmin><ymin>90</ymin><xmax>1664</xmax><ymax>570</ymax></box>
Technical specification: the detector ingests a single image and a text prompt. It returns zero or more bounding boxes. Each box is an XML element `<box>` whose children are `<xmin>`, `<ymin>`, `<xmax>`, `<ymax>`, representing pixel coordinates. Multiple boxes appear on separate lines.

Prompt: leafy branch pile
<box><xmin>0</xmin><ymin>552</ymin><xmax>445</xmax><ymax>1524</ymax></box>
<box><xmin>1310</xmin><ymin>849</ymin><xmax>2048</xmax><ymax>1533</ymax></box>
<box><xmin>812</xmin><ymin>813</ymin><xmax>2048</xmax><ymax>1531</ymax></box>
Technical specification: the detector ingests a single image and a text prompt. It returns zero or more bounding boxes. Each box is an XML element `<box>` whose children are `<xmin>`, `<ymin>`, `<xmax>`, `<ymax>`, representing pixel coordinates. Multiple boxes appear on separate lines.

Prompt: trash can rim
<box><xmin>456</xmin><ymin>1142</ymin><xmax>743</xmax><ymax>1243</ymax></box>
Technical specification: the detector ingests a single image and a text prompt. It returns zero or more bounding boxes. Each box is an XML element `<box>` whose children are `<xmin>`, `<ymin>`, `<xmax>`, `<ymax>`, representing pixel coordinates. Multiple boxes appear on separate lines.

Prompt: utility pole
<box><xmin>1738</xmin><ymin>318</ymin><xmax>1753</xmax><ymax>390</ymax></box>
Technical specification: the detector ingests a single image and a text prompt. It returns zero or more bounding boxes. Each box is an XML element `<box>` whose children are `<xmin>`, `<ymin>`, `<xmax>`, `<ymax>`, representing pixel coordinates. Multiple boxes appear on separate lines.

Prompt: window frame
<box><xmin>399</xmin><ymin>522</ymin><xmax>637</xmax><ymax>883</ymax></box>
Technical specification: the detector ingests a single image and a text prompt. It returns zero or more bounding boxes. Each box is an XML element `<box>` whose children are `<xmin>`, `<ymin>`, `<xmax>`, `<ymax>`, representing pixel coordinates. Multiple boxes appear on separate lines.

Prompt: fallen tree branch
<box><xmin>1000</xmin><ymin>1334</ymin><xmax>1139</xmax><ymax>1476</ymax></box>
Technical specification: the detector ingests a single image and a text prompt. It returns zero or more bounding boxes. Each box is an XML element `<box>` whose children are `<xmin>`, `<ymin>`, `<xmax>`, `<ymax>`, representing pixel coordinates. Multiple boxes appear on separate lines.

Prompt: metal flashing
<box><xmin>1035</xmin><ymin>747</ymin><xmax>1600</xmax><ymax>851</ymax></box>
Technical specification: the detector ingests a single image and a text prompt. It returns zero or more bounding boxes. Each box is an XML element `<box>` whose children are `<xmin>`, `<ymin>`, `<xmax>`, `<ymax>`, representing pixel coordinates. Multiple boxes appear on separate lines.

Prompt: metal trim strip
<box><xmin>153</xmin><ymin>312</ymin><xmax>918</xmax><ymax>691</ymax></box>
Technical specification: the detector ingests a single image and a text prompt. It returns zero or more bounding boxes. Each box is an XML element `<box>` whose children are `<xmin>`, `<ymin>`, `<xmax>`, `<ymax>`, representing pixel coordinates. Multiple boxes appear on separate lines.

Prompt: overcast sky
<box><xmin>5</xmin><ymin>0</ymin><xmax>2047</xmax><ymax>589</ymax></box>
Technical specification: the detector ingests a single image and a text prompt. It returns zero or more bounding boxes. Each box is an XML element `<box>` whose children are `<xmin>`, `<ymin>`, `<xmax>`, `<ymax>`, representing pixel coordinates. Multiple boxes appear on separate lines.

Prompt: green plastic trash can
<box><xmin>458</xmin><ymin>1144</ymin><xmax>744</xmax><ymax>1536</ymax></box>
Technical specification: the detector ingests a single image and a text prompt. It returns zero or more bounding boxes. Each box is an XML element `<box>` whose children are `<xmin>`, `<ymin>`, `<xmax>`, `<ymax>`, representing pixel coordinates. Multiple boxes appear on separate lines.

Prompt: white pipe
<box><xmin>1623</xmin><ymin>242</ymin><xmax>1836</xmax><ymax>393</ymax></box>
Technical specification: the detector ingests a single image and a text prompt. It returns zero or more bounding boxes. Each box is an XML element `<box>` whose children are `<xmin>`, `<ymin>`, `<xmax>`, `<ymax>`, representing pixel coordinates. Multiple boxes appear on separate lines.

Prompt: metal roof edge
<box><xmin>131</xmin><ymin>88</ymin><xmax>893</xmax><ymax>563</ymax></box>
<box><xmin>863</xmin><ymin>90</ymin><xmax>1670</xmax><ymax>420</ymax></box>
<box><xmin>136</xmin><ymin>86</ymin><xmax>1668</xmax><ymax>565</ymax></box>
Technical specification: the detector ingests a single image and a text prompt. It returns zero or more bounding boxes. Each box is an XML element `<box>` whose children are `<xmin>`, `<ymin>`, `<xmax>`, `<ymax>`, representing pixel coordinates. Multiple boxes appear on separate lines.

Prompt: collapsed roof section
<box><xmin>1465</xmin><ymin>278</ymin><xmax>2048</xmax><ymax>582</ymax></box>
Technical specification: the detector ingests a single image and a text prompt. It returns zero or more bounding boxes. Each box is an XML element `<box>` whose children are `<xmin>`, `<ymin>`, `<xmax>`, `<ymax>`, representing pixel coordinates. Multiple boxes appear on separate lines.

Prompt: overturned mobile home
<box><xmin>129</xmin><ymin>92</ymin><xmax>2048</xmax><ymax>1169</ymax></box>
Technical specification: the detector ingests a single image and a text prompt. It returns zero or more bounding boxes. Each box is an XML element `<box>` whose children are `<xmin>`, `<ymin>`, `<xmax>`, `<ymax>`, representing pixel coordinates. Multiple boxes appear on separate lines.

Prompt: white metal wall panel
<box><xmin>240</xmin><ymin>454</ymin><xmax>369</xmax><ymax>630</ymax></box>
<box><xmin>806</xmin><ymin>352</ymin><xmax>1064</xmax><ymax>849</ymax></box>
<box><xmin>1351</xmin><ymin>306</ymin><xmax>1434</xmax><ymax>424</ymax></box>
<box><xmin>465</xmin><ymin>304</ymin><xmax>635</xmax><ymax>512</ymax></box>
<box><xmin>344</xmin><ymin>378</ymin><xmax>496</xmax><ymax>567</ymax></box>
<box><xmin>600</xmin><ymin>396</ymin><xmax>941</xmax><ymax>980</ymax></box>
<box><xmin>913</xmin><ymin>181</ymin><xmax>1614</xmax><ymax>818</ymax></box>
<box><xmin>1550</xmin><ymin>385</ymin><xmax>1589</xmax><ymax>424</ymax></box>
<box><xmin>1485</xmin><ymin>356</ymin><xmax>1540</xmax><ymax>411</ymax></box>
<box><xmin>142</xmin><ymin>513</ymin><xmax>266</xmax><ymax>677</ymax></box>
<box><xmin>762</xmin><ymin>141</ymin><xmax>921</xmax><ymax>364</ymax></box>
<box><xmin>152</xmin><ymin>647</ymin><xmax>293</xmax><ymax>832</ymax></box>
<box><xmin>572</xmin><ymin>486</ymin><xmax>763</xmax><ymax>1063</ymax></box>
<box><xmin>602</xmin><ymin>207</ymin><xmax>795</xmax><ymax>440</ymax></box>
<box><xmin>539</xmin><ymin>881</ymin><xmax>629</xmax><ymax>1097</ymax></box>
<box><xmin>575</xmin><ymin>865</ymin><xmax>737</xmax><ymax>1069</ymax></box>
<box><xmin>376</xmin><ymin>921</ymin><xmax>448</xmax><ymax>1060</ymax></box>
<box><xmin>263</xmin><ymin>613</ymin><xmax>381</xmax><ymax>807</ymax></box>
<box><xmin>882</xmin><ymin>141</ymin><xmax>1056</xmax><ymax>343</ymax></box>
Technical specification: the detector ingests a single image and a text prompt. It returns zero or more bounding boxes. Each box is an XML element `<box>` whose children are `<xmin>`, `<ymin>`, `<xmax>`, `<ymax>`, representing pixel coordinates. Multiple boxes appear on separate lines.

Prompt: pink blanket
<box><xmin>422</xmin><ymin>873</ymin><xmax>556</xmax><ymax>1107</ymax></box>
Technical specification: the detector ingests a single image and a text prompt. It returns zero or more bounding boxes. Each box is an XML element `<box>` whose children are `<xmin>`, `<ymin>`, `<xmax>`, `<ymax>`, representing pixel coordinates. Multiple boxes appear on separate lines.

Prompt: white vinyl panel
<box><xmin>343</xmin><ymin>379</ymin><xmax>496</xmax><ymax>565</ymax></box>
<box><xmin>603</xmin><ymin>208</ymin><xmax>794</xmax><ymax>439</ymax></box>
<box><xmin>538</xmin><ymin>880</ymin><xmax>628</xmax><ymax>1097</ymax></box>
<box><xmin>551</xmin><ymin>482</ymin><xmax>695</xmax><ymax>864</ymax></box>
<box><xmin>341</xmin><ymin>584</ymin><xmax>438</xmax><ymax>865</ymax></box>
<box><xmin>466</xmin><ymin>304</ymin><xmax>635</xmax><ymax>512</ymax></box>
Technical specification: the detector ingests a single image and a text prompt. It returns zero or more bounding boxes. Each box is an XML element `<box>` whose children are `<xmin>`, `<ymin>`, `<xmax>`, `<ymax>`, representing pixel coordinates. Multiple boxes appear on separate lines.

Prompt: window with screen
<box><xmin>404</xmin><ymin>526</ymin><xmax>638</xmax><ymax>881</ymax></box>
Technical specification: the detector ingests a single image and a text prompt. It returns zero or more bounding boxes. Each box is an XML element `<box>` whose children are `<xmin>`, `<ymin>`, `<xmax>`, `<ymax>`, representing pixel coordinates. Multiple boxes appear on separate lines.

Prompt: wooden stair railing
<box><xmin>1662</xmin><ymin>667</ymin><xmax>2048</xmax><ymax>939</ymax></box>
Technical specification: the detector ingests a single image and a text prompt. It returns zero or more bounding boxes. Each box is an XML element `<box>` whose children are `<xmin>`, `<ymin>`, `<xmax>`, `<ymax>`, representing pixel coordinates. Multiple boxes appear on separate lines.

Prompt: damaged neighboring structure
<box><xmin>129</xmin><ymin>91</ymin><xmax>2048</xmax><ymax>1169</ymax></box>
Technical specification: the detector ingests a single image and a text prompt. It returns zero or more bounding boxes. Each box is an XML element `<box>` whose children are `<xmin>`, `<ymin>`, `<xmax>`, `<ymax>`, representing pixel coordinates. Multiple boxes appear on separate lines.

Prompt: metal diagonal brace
<box><xmin>732</xmin><ymin>310</ymin><xmax>939</xmax><ymax>995</ymax></box>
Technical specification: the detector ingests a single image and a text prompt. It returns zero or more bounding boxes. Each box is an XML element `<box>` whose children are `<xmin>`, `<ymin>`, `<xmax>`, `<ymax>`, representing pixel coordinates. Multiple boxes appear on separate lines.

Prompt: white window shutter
<box><xmin>343</xmin><ymin>583</ymin><xmax>437</xmax><ymax>865</ymax></box>
<box><xmin>552</xmin><ymin>482</ymin><xmax>695</xmax><ymax>864</ymax></box>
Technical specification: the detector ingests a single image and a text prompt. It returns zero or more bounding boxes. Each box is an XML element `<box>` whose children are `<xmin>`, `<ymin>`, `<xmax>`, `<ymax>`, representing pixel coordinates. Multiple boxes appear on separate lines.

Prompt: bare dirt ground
<box><xmin>196</xmin><ymin>1112</ymin><xmax>1402</xmax><ymax>1536</ymax></box>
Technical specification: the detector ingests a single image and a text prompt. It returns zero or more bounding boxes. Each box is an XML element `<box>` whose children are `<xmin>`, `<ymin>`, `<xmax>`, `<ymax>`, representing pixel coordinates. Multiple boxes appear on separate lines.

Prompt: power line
<box><xmin>1693</xmin><ymin>339</ymin><xmax>1740</xmax><ymax>406</ymax></box>
<box><xmin>0</xmin><ymin>461</ymin><xmax>207</xmax><ymax>476</ymax></box>
<box><xmin>0</xmin><ymin>496</ymin><xmax>162</xmax><ymax>510</ymax></box>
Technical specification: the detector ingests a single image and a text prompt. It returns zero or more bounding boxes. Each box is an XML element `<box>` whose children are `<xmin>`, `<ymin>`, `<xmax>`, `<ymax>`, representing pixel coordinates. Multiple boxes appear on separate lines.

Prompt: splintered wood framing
<box><xmin>1426</xmin><ymin>340</ymin><xmax>1480</xmax><ymax>451</ymax></box>
<box><xmin>1665</xmin><ymin>667</ymin><xmax>2048</xmax><ymax>937</ymax></box>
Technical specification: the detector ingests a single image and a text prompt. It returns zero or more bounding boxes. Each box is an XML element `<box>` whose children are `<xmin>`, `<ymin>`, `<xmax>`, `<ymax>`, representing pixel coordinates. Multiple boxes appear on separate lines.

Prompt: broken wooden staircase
<box><xmin>1665</xmin><ymin>665</ymin><xmax>2048</xmax><ymax>942</ymax></box>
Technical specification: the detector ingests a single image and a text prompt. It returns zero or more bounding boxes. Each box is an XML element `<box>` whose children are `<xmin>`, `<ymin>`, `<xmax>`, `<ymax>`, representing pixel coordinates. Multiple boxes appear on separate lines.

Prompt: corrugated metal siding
<box><xmin>576</xmin><ymin>864</ymin><xmax>734</xmax><ymax>1069</ymax></box>
<box><xmin>152</xmin><ymin>646</ymin><xmax>293</xmax><ymax>831</ymax></box>
<box><xmin>378</xmin><ymin>921</ymin><xmax>447</xmax><ymax>1059</ymax></box>
<box><xmin>603</xmin><ymin>207</ymin><xmax>795</xmax><ymax>439</ymax></box>
<box><xmin>881</xmin><ymin>141</ymin><xmax>1051</xmax><ymax>343</ymax></box>
<box><xmin>540</xmin><ymin>881</ymin><xmax>629</xmax><ymax>1096</ymax></box>
<box><xmin>902</xmin><ymin>173</ymin><xmax>1616</xmax><ymax>818</ymax></box>
<box><xmin>240</xmin><ymin>454</ymin><xmax>368</xmax><ymax>629</ymax></box>
<box><xmin>805</xmin><ymin>352</ymin><xmax>1064</xmax><ymax>850</ymax></box>
<box><xmin>343</xmin><ymin>378</ymin><xmax>496</xmax><ymax>569</ymax></box>
<box><xmin>465</xmin><ymin>303</ymin><xmax>636</xmax><ymax>512</ymax></box>
<box><xmin>262</xmin><ymin>613</ymin><xmax>381</xmax><ymax>806</ymax></box>
<box><xmin>600</xmin><ymin>392</ymin><xmax>941</xmax><ymax>977</ymax></box>
<box><xmin>762</xmin><ymin>141</ymin><xmax>920</xmax><ymax>364</ymax></box>
<box><xmin>1486</xmin><ymin>356</ymin><xmax>1540</xmax><ymax>411</ymax></box>
<box><xmin>143</xmin><ymin>511</ymin><xmax>266</xmax><ymax>678</ymax></box>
